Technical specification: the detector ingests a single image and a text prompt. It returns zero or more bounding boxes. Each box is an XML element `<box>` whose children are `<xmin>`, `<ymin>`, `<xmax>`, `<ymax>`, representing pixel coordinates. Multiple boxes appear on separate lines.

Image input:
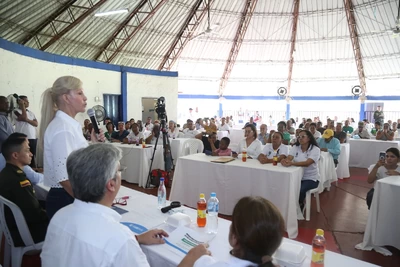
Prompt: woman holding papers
<box><xmin>40</xmin><ymin>76</ymin><xmax>104</xmax><ymax>219</ymax></box>
<box><xmin>281</xmin><ymin>130</ymin><xmax>320</xmax><ymax>212</ymax></box>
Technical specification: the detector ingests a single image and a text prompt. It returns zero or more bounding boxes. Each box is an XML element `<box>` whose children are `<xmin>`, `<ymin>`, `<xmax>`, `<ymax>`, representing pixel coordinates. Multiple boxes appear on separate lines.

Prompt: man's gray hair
<box><xmin>67</xmin><ymin>143</ymin><xmax>122</xmax><ymax>203</ymax></box>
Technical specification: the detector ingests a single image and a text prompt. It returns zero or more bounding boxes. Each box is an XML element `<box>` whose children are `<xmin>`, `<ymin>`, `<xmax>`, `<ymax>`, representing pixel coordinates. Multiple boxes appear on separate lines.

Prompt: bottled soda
<box><xmin>142</xmin><ymin>139</ymin><xmax>146</xmax><ymax>148</ymax></box>
<box><xmin>197</xmin><ymin>193</ymin><xmax>207</xmax><ymax>227</ymax></box>
<box><xmin>242</xmin><ymin>149</ymin><xmax>247</xmax><ymax>162</ymax></box>
<box><xmin>157</xmin><ymin>178</ymin><xmax>166</xmax><ymax>208</ymax></box>
<box><xmin>273</xmin><ymin>151</ymin><xmax>278</xmax><ymax>166</ymax></box>
<box><xmin>311</xmin><ymin>229</ymin><xmax>326</xmax><ymax>267</ymax></box>
<box><xmin>207</xmin><ymin>192</ymin><xmax>219</xmax><ymax>234</ymax></box>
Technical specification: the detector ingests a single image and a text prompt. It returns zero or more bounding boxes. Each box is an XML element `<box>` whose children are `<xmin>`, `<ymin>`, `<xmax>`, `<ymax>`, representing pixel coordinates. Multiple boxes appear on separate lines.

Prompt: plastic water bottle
<box><xmin>311</xmin><ymin>229</ymin><xmax>326</xmax><ymax>267</ymax></box>
<box><xmin>207</xmin><ymin>192</ymin><xmax>219</xmax><ymax>234</ymax></box>
<box><xmin>157</xmin><ymin>178</ymin><xmax>166</xmax><ymax>208</ymax></box>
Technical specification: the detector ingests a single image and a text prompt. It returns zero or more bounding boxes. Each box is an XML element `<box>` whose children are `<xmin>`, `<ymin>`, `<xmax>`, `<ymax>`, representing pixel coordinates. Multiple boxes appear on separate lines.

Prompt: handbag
<box><xmin>150</xmin><ymin>169</ymin><xmax>169</xmax><ymax>187</ymax></box>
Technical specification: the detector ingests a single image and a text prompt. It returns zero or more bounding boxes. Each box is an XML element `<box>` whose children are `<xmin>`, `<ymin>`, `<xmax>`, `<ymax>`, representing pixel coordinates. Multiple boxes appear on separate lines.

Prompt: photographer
<box><xmin>195</xmin><ymin>131</ymin><xmax>219</xmax><ymax>153</ymax></box>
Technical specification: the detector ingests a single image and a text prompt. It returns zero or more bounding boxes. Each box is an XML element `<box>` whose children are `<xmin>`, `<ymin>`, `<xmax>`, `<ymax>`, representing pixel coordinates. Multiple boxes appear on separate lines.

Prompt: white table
<box><xmin>170</xmin><ymin>154</ymin><xmax>304</xmax><ymax>238</ymax></box>
<box><xmin>34</xmin><ymin>184</ymin><xmax>377</xmax><ymax>266</ymax></box>
<box><xmin>113</xmin><ymin>143</ymin><xmax>164</xmax><ymax>187</ymax></box>
<box><xmin>348</xmin><ymin>139</ymin><xmax>399</xmax><ymax>168</ymax></box>
<box><xmin>337</xmin><ymin>143</ymin><xmax>350</xmax><ymax>179</ymax></box>
<box><xmin>355</xmin><ymin>176</ymin><xmax>400</xmax><ymax>255</ymax></box>
<box><xmin>318</xmin><ymin>152</ymin><xmax>338</xmax><ymax>193</ymax></box>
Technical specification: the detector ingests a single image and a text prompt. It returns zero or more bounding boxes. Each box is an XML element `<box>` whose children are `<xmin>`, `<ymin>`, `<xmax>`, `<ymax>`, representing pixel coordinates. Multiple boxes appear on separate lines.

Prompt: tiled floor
<box><xmin>2</xmin><ymin>168</ymin><xmax>399</xmax><ymax>267</ymax></box>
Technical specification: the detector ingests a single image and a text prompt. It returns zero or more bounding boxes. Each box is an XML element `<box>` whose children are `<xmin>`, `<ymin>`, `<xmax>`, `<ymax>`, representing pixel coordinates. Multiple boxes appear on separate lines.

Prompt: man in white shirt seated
<box><xmin>226</xmin><ymin>116</ymin><xmax>233</xmax><ymax>127</ymax></box>
<box><xmin>145</xmin><ymin>123</ymin><xmax>164</xmax><ymax>145</ymax></box>
<box><xmin>41</xmin><ymin>143</ymin><xmax>209</xmax><ymax>267</ymax></box>
<box><xmin>218</xmin><ymin>117</ymin><xmax>230</xmax><ymax>133</ymax></box>
<box><xmin>352</xmin><ymin>121</ymin><xmax>371</xmax><ymax>139</ymax></box>
<box><xmin>182</xmin><ymin>119</ymin><xmax>200</xmax><ymax>138</ymax></box>
<box><xmin>144</xmin><ymin>117</ymin><xmax>154</xmax><ymax>131</ymax></box>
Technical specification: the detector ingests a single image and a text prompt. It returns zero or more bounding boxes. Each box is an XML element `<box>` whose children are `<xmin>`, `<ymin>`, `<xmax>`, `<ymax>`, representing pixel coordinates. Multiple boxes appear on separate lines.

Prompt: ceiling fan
<box><xmin>190</xmin><ymin>0</ymin><xmax>220</xmax><ymax>40</ymax></box>
<box><xmin>387</xmin><ymin>0</ymin><xmax>400</xmax><ymax>38</ymax></box>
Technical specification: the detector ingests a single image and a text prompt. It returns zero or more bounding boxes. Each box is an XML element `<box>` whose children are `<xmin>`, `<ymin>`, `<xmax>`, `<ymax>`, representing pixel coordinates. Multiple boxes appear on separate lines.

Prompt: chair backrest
<box><xmin>0</xmin><ymin>196</ymin><xmax>35</xmax><ymax>247</ymax></box>
<box><xmin>181</xmin><ymin>139</ymin><xmax>204</xmax><ymax>156</ymax></box>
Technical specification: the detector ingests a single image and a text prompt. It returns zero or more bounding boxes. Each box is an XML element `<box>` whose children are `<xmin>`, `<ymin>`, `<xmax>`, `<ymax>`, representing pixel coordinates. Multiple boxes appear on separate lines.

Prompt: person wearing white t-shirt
<box><xmin>194</xmin><ymin>196</ymin><xmax>284</xmax><ymax>267</ymax></box>
<box><xmin>366</xmin><ymin>147</ymin><xmax>400</xmax><ymax>209</ymax></box>
<box><xmin>233</xmin><ymin>124</ymin><xmax>262</xmax><ymax>159</ymax></box>
<box><xmin>13</xmin><ymin>96</ymin><xmax>38</xmax><ymax>167</ymax></box>
<box><xmin>125</xmin><ymin>123</ymin><xmax>144</xmax><ymax>144</ymax></box>
<box><xmin>218</xmin><ymin>117</ymin><xmax>230</xmax><ymax>133</ymax></box>
<box><xmin>168</xmin><ymin>120</ymin><xmax>180</xmax><ymax>138</ymax></box>
<box><xmin>182</xmin><ymin>119</ymin><xmax>200</xmax><ymax>138</ymax></box>
<box><xmin>281</xmin><ymin>130</ymin><xmax>320</xmax><ymax>211</ymax></box>
<box><xmin>39</xmin><ymin>76</ymin><xmax>104</xmax><ymax>219</ymax></box>
<box><xmin>309</xmin><ymin>122</ymin><xmax>321</xmax><ymax>140</ymax></box>
<box><xmin>41</xmin><ymin>143</ymin><xmax>209</xmax><ymax>267</ymax></box>
<box><xmin>258</xmin><ymin>132</ymin><xmax>288</xmax><ymax>164</ymax></box>
<box><xmin>144</xmin><ymin>117</ymin><xmax>154</xmax><ymax>131</ymax></box>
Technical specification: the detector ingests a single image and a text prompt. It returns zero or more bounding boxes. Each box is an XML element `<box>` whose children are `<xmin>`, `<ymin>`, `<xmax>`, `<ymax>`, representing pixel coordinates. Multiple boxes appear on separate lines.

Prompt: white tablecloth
<box><xmin>348</xmin><ymin>139</ymin><xmax>400</xmax><ymax>168</ymax></box>
<box><xmin>318</xmin><ymin>152</ymin><xmax>338</xmax><ymax>193</ymax></box>
<box><xmin>113</xmin><ymin>143</ymin><xmax>164</xmax><ymax>187</ymax></box>
<box><xmin>337</xmin><ymin>143</ymin><xmax>350</xmax><ymax>179</ymax></box>
<box><xmin>170</xmin><ymin>154</ymin><xmax>304</xmax><ymax>238</ymax></box>
<box><xmin>356</xmin><ymin>176</ymin><xmax>400</xmax><ymax>255</ymax></box>
<box><xmin>34</xmin><ymin>184</ymin><xmax>377</xmax><ymax>266</ymax></box>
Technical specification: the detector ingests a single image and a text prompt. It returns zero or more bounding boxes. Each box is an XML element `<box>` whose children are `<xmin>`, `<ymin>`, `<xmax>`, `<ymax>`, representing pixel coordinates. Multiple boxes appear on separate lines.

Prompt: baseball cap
<box><xmin>322</xmin><ymin>129</ymin><xmax>334</xmax><ymax>139</ymax></box>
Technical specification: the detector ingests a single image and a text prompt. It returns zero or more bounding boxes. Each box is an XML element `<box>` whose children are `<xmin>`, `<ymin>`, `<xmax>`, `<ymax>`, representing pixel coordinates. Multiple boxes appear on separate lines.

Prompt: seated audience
<box><xmin>286</xmin><ymin>120</ymin><xmax>295</xmax><ymax>134</ymax></box>
<box><xmin>289</xmin><ymin>128</ymin><xmax>302</xmax><ymax>145</ymax></box>
<box><xmin>86</xmin><ymin>123</ymin><xmax>93</xmax><ymax>140</ymax></box>
<box><xmin>82</xmin><ymin>119</ymin><xmax>90</xmax><ymax>137</ymax></box>
<box><xmin>392</xmin><ymin>122</ymin><xmax>398</xmax><ymax>132</ymax></box>
<box><xmin>195</xmin><ymin>118</ymin><xmax>203</xmax><ymax>130</ymax></box>
<box><xmin>104</xmin><ymin>122</ymin><xmax>116</xmax><ymax>142</ymax></box>
<box><xmin>258</xmin><ymin>124</ymin><xmax>269</xmax><ymax>145</ymax></box>
<box><xmin>100</xmin><ymin>117</ymin><xmax>111</xmax><ymax>133</ymax></box>
<box><xmin>0</xmin><ymin>136</ymin><xmax>48</xmax><ymax>246</ymax></box>
<box><xmin>195</xmin><ymin>131</ymin><xmax>220</xmax><ymax>153</ymax></box>
<box><xmin>167</xmin><ymin>120</ymin><xmax>180</xmax><ymax>138</ymax></box>
<box><xmin>277</xmin><ymin>121</ymin><xmax>291</xmax><ymax>145</ymax></box>
<box><xmin>137</xmin><ymin>120</ymin><xmax>144</xmax><ymax>132</ymax></box>
<box><xmin>342</xmin><ymin>119</ymin><xmax>354</xmax><ymax>134</ymax></box>
<box><xmin>145</xmin><ymin>124</ymin><xmax>163</xmax><ymax>145</ymax></box>
<box><xmin>144</xmin><ymin>117</ymin><xmax>154</xmax><ymax>131</ymax></box>
<box><xmin>41</xmin><ymin>143</ymin><xmax>208</xmax><ymax>266</ymax></box>
<box><xmin>129</xmin><ymin>118</ymin><xmax>135</xmax><ymax>125</ymax></box>
<box><xmin>125</xmin><ymin>123</ymin><xmax>144</xmax><ymax>144</ymax></box>
<box><xmin>226</xmin><ymin>116</ymin><xmax>233</xmax><ymax>127</ymax></box>
<box><xmin>298</xmin><ymin>118</ymin><xmax>306</xmax><ymax>129</ymax></box>
<box><xmin>352</xmin><ymin>122</ymin><xmax>371</xmax><ymax>139</ymax></box>
<box><xmin>318</xmin><ymin>129</ymin><xmax>341</xmax><ymax>167</ymax></box>
<box><xmin>334</xmin><ymin>122</ymin><xmax>347</xmax><ymax>143</ymax></box>
<box><xmin>245</xmin><ymin>117</ymin><xmax>257</xmax><ymax>127</ymax></box>
<box><xmin>194</xmin><ymin>196</ymin><xmax>284</xmax><ymax>267</ymax></box>
<box><xmin>281</xmin><ymin>130</ymin><xmax>320</xmax><ymax>211</ymax></box>
<box><xmin>211</xmin><ymin>137</ymin><xmax>231</xmax><ymax>156</ymax></box>
<box><xmin>370</xmin><ymin>121</ymin><xmax>381</xmax><ymax>136</ymax></box>
<box><xmin>111</xmin><ymin>122</ymin><xmax>129</xmax><ymax>142</ymax></box>
<box><xmin>376</xmin><ymin>123</ymin><xmax>394</xmax><ymax>141</ymax></box>
<box><xmin>183</xmin><ymin>119</ymin><xmax>200</xmax><ymax>138</ymax></box>
<box><xmin>309</xmin><ymin>123</ymin><xmax>321</xmax><ymax>140</ymax></box>
<box><xmin>258</xmin><ymin>132</ymin><xmax>288</xmax><ymax>164</ymax></box>
<box><xmin>233</xmin><ymin>124</ymin><xmax>262</xmax><ymax>159</ymax></box>
<box><xmin>0</xmin><ymin>134</ymin><xmax>44</xmax><ymax>184</ymax></box>
<box><xmin>125</xmin><ymin>121</ymin><xmax>132</xmax><ymax>133</ymax></box>
<box><xmin>218</xmin><ymin>117</ymin><xmax>230</xmax><ymax>133</ymax></box>
<box><xmin>316</xmin><ymin>121</ymin><xmax>325</xmax><ymax>135</ymax></box>
<box><xmin>366</xmin><ymin>147</ymin><xmax>400</xmax><ymax>209</ymax></box>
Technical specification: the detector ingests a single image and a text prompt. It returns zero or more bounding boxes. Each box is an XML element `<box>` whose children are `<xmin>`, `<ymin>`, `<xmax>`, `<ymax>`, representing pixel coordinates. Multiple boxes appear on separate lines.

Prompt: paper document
<box><xmin>164</xmin><ymin>226</ymin><xmax>215</xmax><ymax>255</ymax></box>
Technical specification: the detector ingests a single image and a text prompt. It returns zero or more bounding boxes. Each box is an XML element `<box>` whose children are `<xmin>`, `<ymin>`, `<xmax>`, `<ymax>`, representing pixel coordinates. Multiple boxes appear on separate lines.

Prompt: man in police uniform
<box><xmin>0</xmin><ymin>136</ymin><xmax>48</xmax><ymax>246</ymax></box>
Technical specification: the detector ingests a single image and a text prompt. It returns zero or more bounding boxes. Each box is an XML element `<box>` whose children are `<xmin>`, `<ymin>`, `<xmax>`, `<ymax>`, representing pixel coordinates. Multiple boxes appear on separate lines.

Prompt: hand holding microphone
<box><xmin>87</xmin><ymin>108</ymin><xmax>105</xmax><ymax>143</ymax></box>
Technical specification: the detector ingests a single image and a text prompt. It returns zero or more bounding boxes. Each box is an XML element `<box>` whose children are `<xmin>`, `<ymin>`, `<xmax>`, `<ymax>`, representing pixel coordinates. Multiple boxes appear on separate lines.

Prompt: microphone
<box><xmin>87</xmin><ymin>108</ymin><xmax>100</xmax><ymax>134</ymax></box>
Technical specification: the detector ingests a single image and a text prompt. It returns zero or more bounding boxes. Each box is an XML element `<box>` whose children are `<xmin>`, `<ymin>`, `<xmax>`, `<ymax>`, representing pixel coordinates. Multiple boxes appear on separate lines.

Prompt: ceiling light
<box><xmin>94</xmin><ymin>8</ymin><xmax>128</xmax><ymax>17</ymax></box>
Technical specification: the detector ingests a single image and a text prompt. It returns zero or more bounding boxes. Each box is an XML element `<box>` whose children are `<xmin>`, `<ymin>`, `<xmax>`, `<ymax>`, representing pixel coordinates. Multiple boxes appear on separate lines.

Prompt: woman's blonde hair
<box><xmin>39</xmin><ymin>76</ymin><xmax>82</xmax><ymax>148</ymax></box>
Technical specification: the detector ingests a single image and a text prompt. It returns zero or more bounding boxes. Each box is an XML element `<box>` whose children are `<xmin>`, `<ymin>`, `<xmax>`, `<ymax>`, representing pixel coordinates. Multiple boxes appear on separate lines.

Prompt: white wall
<box><xmin>127</xmin><ymin>73</ymin><xmax>178</xmax><ymax>123</ymax></box>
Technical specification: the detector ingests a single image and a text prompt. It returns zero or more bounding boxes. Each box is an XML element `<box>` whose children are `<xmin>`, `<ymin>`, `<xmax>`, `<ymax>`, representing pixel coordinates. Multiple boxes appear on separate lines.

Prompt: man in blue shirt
<box><xmin>317</xmin><ymin>129</ymin><xmax>341</xmax><ymax>167</ymax></box>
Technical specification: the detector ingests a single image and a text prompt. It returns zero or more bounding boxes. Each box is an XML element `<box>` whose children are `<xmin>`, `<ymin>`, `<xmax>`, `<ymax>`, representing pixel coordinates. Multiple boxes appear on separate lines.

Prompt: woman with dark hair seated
<box><xmin>192</xmin><ymin>196</ymin><xmax>285</xmax><ymax>266</ymax></box>
<box><xmin>233</xmin><ymin>124</ymin><xmax>262</xmax><ymax>159</ymax></box>
<box><xmin>281</xmin><ymin>130</ymin><xmax>320</xmax><ymax>211</ymax></box>
<box><xmin>366</xmin><ymin>147</ymin><xmax>400</xmax><ymax>209</ymax></box>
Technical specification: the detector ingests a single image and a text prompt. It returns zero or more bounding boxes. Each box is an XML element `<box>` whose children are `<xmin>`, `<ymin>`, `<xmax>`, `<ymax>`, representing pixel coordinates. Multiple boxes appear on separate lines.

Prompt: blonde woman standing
<box><xmin>40</xmin><ymin>76</ymin><xmax>104</xmax><ymax>219</ymax></box>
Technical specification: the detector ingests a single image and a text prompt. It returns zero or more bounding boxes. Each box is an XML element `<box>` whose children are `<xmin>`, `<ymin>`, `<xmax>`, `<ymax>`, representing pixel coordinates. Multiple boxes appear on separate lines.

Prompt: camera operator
<box><xmin>195</xmin><ymin>131</ymin><xmax>220</xmax><ymax>153</ymax></box>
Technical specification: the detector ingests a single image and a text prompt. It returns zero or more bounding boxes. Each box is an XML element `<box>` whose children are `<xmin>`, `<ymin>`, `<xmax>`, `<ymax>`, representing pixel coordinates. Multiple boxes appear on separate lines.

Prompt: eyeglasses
<box><xmin>298</xmin><ymin>135</ymin><xmax>308</xmax><ymax>139</ymax></box>
<box><xmin>112</xmin><ymin>196</ymin><xmax>129</xmax><ymax>206</ymax></box>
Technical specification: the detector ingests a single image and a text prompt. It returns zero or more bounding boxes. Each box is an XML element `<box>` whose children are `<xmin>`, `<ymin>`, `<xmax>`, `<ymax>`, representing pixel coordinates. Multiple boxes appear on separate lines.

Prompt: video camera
<box><xmin>155</xmin><ymin>96</ymin><xmax>166</xmax><ymax>121</ymax></box>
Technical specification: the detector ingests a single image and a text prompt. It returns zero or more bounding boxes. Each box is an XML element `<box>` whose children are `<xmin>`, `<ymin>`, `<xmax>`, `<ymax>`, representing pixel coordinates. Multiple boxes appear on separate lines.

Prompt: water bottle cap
<box><xmin>160</xmin><ymin>177</ymin><xmax>164</xmax><ymax>181</ymax></box>
<box><xmin>199</xmin><ymin>193</ymin><xmax>205</xmax><ymax>198</ymax></box>
<box><xmin>210</xmin><ymin>192</ymin><xmax>216</xmax><ymax>197</ymax></box>
<box><xmin>316</xmin><ymin>229</ymin><xmax>324</xmax><ymax>236</ymax></box>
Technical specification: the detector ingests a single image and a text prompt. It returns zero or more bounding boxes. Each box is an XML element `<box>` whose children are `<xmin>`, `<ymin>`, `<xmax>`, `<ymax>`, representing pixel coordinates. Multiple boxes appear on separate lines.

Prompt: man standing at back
<box><xmin>41</xmin><ymin>143</ymin><xmax>208</xmax><ymax>267</ymax></box>
<box><xmin>0</xmin><ymin>96</ymin><xmax>14</xmax><ymax>152</ymax></box>
<box><xmin>13</xmin><ymin>95</ymin><xmax>38</xmax><ymax>167</ymax></box>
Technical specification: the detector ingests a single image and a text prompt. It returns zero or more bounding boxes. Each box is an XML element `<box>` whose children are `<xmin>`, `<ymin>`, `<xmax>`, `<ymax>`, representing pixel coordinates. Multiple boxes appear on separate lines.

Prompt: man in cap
<box><xmin>317</xmin><ymin>129</ymin><xmax>341</xmax><ymax>167</ymax></box>
<box><xmin>352</xmin><ymin>122</ymin><xmax>371</xmax><ymax>139</ymax></box>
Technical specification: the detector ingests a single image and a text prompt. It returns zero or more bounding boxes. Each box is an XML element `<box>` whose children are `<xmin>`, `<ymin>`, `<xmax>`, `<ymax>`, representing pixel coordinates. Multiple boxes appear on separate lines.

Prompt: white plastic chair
<box><xmin>181</xmin><ymin>139</ymin><xmax>204</xmax><ymax>156</ymax></box>
<box><xmin>305</xmin><ymin>187</ymin><xmax>320</xmax><ymax>221</ymax></box>
<box><xmin>0</xmin><ymin>196</ymin><xmax>44</xmax><ymax>267</ymax></box>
